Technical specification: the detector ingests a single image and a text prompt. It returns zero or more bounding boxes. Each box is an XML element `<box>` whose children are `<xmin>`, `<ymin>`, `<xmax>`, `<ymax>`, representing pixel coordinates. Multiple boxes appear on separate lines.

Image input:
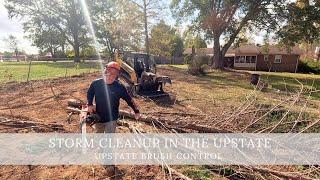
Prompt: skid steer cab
<box><xmin>114</xmin><ymin>50</ymin><xmax>171</xmax><ymax>98</ymax></box>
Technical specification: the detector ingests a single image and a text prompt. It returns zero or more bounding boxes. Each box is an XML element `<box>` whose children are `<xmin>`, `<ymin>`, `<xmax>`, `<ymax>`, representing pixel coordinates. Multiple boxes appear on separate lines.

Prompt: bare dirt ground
<box><xmin>0</xmin><ymin>66</ymin><xmax>319</xmax><ymax>179</ymax></box>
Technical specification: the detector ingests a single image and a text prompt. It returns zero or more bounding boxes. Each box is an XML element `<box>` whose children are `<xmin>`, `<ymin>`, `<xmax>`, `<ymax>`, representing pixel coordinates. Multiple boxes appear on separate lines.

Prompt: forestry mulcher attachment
<box><xmin>115</xmin><ymin>50</ymin><xmax>171</xmax><ymax>98</ymax></box>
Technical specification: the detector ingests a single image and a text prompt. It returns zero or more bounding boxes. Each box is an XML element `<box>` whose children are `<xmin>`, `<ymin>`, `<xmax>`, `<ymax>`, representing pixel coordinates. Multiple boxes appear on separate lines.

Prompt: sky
<box><xmin>0</xmin><ymin>1</ymin><xmax>39</xmax><ymax>54</ymax></box>
<box><xmin>0</xmin><ymin>1</ymin><xmax>264</xmax><ymax>55</ymax></box>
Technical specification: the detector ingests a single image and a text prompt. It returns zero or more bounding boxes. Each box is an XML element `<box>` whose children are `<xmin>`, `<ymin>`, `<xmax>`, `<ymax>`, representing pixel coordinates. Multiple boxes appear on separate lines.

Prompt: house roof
<box><xmin>261</xmin><ymin>45</ymin><xmax>302</xmax><ymax>55</ymax></box>
<box><xmin>183</xmin><ymin>44</ymin><xmax>302</xmax><ymax>56</ymax></box>
<box><xmin>183</xmin><ymin>48</ymin><xmax>212</xmax><ymax>55</ymax></box>
<box><xmin>229</xmin><ymin>44</ymin><xmax>260</xmax><ymax>54</ymax></box>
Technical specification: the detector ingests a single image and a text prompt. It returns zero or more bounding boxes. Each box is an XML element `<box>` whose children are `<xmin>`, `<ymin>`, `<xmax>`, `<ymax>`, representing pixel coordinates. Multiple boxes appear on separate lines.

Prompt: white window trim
<box><xmin>264</xmin><ymin>55</ymin><xmax>269</xmax><ymax>61</ymax></box>
<box><xmin>274</xmin><ymin>55</ymin><xmax>282</xmax><ymax>64</ymax></box>
<box><xmin>234</xmin><ymin>56</ymin><xmax>257</xmax><ymax>64</ymax></box>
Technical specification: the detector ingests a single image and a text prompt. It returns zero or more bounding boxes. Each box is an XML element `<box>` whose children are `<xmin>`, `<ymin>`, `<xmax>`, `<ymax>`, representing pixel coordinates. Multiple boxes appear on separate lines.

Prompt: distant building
<box><xmin>184</xmin><ymin>44</ymin><xmax>302</xmax><ymax>72</ymax></box>
<box><xmin>37</xmin><ymin>53</ymin><xmax>52</xmax><ymax>60</ymax></box>
<box><xmin>1</xmin><ymin>54</ymin><xmax>27</xmax><ymax>61</ymax></box>
<box><xmin>11</xmin><ymin>55</ymin><xmax>27</xmax><ymax>61</ymax></box>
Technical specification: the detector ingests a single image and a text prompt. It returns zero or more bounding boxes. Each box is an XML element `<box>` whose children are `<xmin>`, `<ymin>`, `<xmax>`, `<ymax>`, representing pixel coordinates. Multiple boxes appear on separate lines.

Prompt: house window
<box><xmin>251</xmin><ymin>56</ymin><xmax>256</xmax><ymax>63</ymax></box>
<box><xmin>274</xmin><ymin>55</ymin><xmax>282</xmax><ymax>63</ymax></box>
<box><xmin>235</xmin><ymin>56</ymin><xmax>240</xmax><ymax>63</ymax></box>
<box><xmin>264</xmin><ymin>55</ymin><xmax>269</xmax><ymax>61</ymax></box>
<box><xmin>239</xmin><ymin>56</ymin><xmax>245</xmax><ymax>63</ymax></box>
<box><xmin>235</xmin><ymin>56</ymin><xmax>256</xmax><ymax>63</ymax></box>
<box><xmin>246</xmin><ymin>56</ymin><xmax>251</xmax><ymax>63</ymax></box>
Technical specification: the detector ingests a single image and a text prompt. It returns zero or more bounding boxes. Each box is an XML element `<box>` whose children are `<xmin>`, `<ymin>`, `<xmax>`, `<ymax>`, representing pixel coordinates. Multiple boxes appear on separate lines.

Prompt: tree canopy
<box><xmin>5</xmin><ymin>0</ymin><xmax>91</xmax><ymax>61</ymax></box>
<box><xmin>183</xmin><ymin>28</ymin><xmax>207</xmax><ymax>48</ymax></box>
<box><xmin>149</xmin><ymin>21</ymin><xmax>184</xmax><ymax>57</ymax></box>
<box><xmin>92</xmin><ymin>0</ymin><xmax>144</xmax><ymax>57</ymax></box>
<box><xmin>277</xmin><ymin>0</ymin><xmax>320</xmax><ymax>46</ymax></box>
<box><xmin>171</xmin><ymin>0</ymin><xmax>286</xmax><ymax>68</ymax></box>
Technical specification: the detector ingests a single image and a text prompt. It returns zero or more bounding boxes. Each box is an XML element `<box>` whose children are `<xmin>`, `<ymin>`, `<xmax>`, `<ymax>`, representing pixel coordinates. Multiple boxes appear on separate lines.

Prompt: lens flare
<box><xmin>79</xmin><ymin>0</ymin><xmax>113</xmax><ymax>124</ymax></box>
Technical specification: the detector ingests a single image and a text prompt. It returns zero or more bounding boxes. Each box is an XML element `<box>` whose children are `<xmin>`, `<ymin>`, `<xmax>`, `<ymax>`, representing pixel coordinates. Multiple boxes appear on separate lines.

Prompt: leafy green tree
<box><xmin>232</xmin><ymin>31</ymin><xmax>254</xmax><ymax>48</ymax></box>
<box><xmin>130</xmin><ymin>0</ymin><xmax>167</xmax><ymax>54</ymax></box>
<box><xmin>172</xmin><ymin>35</ymin><xmax>184</xmax><ymax>57</ymax></box>
<box><xmin>4</xmin><ymin>35</ymin><xmax>19</xmax><ymax>61</ymax></box>
<box><xmin>66</xmin><ymin>49</ymin><xmax>75</xmax><ymax>58</ymax></box>
<box><xmin>92</xmin><ymin>0</ymin><xmax>144</xmax><ymax>58</ymax></box>
<box><xmin>26</xmin><ymin>24</ymin><xmax>66</xmax><ymax>58</ymax></box>
<box><xmin>261</xmin><ymin>32</ymin><xmax>271</xmax><ymax>54</ymax></box>
<box><xmin>183</xmin><ymin>29</ymin><xmax>207</xmax><ymax>48</ymax></box>
<box><xmin>80</xmin><ymin>45</ymin><xmax>97</xmax><ymax>58</ymax></box>
<box><xmin>171</xmin><ymin>0</ymin><xmax>286</xmax><ymax>69</ymax></box>
<box><xmin>277</xmin><ymin>0</ymin><xmax>320</xmax><ymax>46</ymax></box>
<box><xmin>5</xmin><ymin>0</ymin><xmax>91</xmax><ymax>62</ymax></box>
<box><xmin>149</xmin><ymin>21</ymin><xmax>184</xmax><ymax>57</ymax></box>
<box><xmin>3</xmin><ymin>51</ymin><xmax>13</xmax><ymax>58</ymax></box>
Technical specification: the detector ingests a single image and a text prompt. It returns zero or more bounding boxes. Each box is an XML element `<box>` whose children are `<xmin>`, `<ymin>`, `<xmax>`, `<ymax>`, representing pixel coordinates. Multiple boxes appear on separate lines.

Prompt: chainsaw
<box><xmin>66</xmin><ymin>99</ymin><xmax>101</xmax><ymax>133</ymax></box>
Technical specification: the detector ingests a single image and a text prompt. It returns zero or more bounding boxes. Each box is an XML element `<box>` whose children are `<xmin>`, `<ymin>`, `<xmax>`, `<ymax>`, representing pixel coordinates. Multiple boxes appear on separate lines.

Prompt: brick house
<box><xmin>184</xmin><ymin>44</ymin><xmax>302</xmax><ymax>72</ymax></box>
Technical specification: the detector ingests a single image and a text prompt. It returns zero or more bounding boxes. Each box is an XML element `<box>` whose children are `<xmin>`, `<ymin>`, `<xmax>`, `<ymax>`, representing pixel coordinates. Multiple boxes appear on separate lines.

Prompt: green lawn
<box><xmin>170</xmin><ymin>64</ymin><xmax>320</xmax><ymax>99</ymax></box>
<box><xmin>248</xmin><ymin>71</ymin><xmax>320</xmax><ymax>99</ymax></box>
<box><xmin>0</xmin><ymin>61</ymin><xmax>101</xmax><ymax>83</ymax></box>
<box><xmin>166</xmin><ymin>64</ymin><xmax>188</xmax><ymax>70</ymax></box>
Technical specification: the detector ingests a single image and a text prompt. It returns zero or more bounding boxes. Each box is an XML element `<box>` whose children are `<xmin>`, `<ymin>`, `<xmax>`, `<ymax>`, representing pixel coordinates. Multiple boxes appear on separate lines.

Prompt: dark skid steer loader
<box><xmin>115</xmin><ymin>50</ymin><xmax>171</xmax><ymax>98</ymax></box>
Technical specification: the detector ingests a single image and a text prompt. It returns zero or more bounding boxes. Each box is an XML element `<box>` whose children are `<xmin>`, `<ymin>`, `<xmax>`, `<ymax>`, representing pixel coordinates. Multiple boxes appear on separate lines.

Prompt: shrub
<box><xmin>188</xmin><ymin>55</ymin><xmax>210</xmax><ymax>75</ymax></box>
<box><xmin>298</xmin><ymin>59</ymin><xmax>320</xmax><ymax>74</ymax></box>
<box><xmin>184</xmin><ymin>54</ymin><xmax>192</xmax><ymax>64</ymax></box>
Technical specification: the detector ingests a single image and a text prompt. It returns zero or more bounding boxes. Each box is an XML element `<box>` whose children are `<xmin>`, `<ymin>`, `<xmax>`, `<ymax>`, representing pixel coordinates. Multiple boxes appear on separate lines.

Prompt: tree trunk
<box><xmin>53</xmin><ymin>48</ymin><xmax>57</xmax><ymax>58</ymax></box>
<box><xmin>73</xmin><ymin>38</ymin><xmax>80</xmax><ymax>62</ymax></box>
<box><xmin>15</xmin><ymin>50</ymin><xmax>19</xmax><ymax>62</ymax></box>
<box><xmin>61</xmin><ymin>44</ymin><xmax>66</xmax><ymax>57</ymax></box>
<box><xmin>49</xmin><ymin>45</ymin><xmax>54</xmax><ymax>58</ymax></box>
<box><xmin>143</xmin><ymin>0</ymin><xmax>149</xmax><ymax>54</ymax></box>
<box><xmin>212</xmin><ymin>33</ymin><xmax>223</xmax><ymax>69</ymax></box>
<box><xmin>74</xmin><ymin>45</ymin><xmax>80</xmax><ymax>62</ymax></box>
<box><xmin>70</xmin><ymin>0</ymin><xmax>80</xmax><ymax>63</ymax></box>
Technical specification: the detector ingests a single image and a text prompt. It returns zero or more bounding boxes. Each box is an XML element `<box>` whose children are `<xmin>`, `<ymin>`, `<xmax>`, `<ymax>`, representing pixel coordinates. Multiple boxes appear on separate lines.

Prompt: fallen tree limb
<box><xmin>119</xmin><ymin>110</ymin><xmax>231</xmax><ymax>133</ymax></box>
<box><xmin>123</xmin><ymin>122</ymin><xmax>192</xmax><ymax>180</ymax></box>
<box><xmin>67</xmin><ymin>100</ymin><xmax>232</xmax><ymax>133</ymax></box>
<box><xmin>248</xmin><ymin>166</ymin><xmax>314</xmax><ymax>180</ymax></box>
<box><xmin>148</xmin><ymin>111</ymin><xmax>206</xmax><ymax>117</ymax></box>
<box><xmin>167</xmin><ymin>167</ymin><xmax>192</xmax><ymax>180</ymax></box>
<box><xmin>66</xmin><ymin>106</ymin><xmax>227</xmax><ymax>133</ymax></box>
<box><xmin>0</xmin><ymin>117</ymin><xmax>65</xmax><ymax>132</ymax></box>
<box><xmin>66</xmin><ymin>105</ymin><xmax>315</xmax><ymax>179</ymax></box>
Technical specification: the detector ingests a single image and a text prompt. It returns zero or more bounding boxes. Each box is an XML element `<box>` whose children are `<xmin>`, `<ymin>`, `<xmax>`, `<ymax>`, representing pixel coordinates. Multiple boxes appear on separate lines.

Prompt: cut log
<box><xmin>67</xmin><ymin>99</ymin><xmax>84</xmax><ymax>109</ymax></box>
<box><xmin>66</xmin><ymin>107</ymin><xmax>231</xmax><ymax>133</ymax></box>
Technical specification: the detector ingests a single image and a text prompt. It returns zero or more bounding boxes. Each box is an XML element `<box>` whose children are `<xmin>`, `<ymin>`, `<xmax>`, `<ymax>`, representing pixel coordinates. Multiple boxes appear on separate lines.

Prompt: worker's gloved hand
<box><xmin>134</xmin><ymin>113</ymin><xmax>141</xmax><ymax>120</ymax></box>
